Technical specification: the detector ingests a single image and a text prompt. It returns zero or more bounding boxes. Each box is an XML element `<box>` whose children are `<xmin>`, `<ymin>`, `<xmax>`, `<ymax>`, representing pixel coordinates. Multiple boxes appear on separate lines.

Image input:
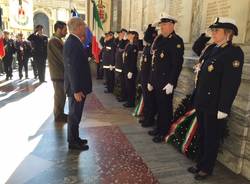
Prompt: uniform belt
<box><xmin>115</xmin><ymin>68</ymin><xmax>122</xmax><ymax>72</ymax></box>
<box><xmin>103</xmin><ymin>65</ymin><xmax>115</xmax><ymax>69</ymax></box>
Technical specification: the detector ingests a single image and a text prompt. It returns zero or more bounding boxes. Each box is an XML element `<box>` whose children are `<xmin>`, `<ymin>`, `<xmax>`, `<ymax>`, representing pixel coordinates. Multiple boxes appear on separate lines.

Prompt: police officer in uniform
<box><xmin>139</xmin><ymin>24</ymin><xmax>158</xmax><ymax>127</ymax></box>
<box><xmin>15</xmin><ymin>33</ymin><xmax>32</xmax><ymax>79</ymax></box>
<box><xmin>102</xmin><ymin>31</ymin><xmax>116</xmax><ymax>93</ymax></box>
<box><xmin>114</xmin><ymin>28</ymin><xmax>128</xmax><ymax>102</ymax></box>
<box><xmin>28</xmin><ymin>25</ymin><xmax>48</xmax><ymax>82</ymax></box>
<box><xmin>147</xmin><ymin>15</ymin><xmax>184</xmax><ymax>143</ymax></box>
<box><xmin>188</xmin><ymin>17</ymin><xmax>244</xmax><ymax>180</ymax></box>
<box><xmin>123</xmin><ymin>31</ymin><xmax>139</xmax><ymax>108</ymax></box>
<box><xmin>2</xmin><ymin>30</ymin><xmax>15</xmax><ymax>80</ymax></box>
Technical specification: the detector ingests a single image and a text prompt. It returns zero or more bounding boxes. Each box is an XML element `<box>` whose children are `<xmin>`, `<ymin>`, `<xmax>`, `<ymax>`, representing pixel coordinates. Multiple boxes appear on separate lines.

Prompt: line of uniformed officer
<box><xmin>28</xmin><ymin>24</ymin><xmax>48</xmax><ymax>82</ymax></box>
<box><xmin>147</xmin><ymin>15</ymin><xmax>184</xmax><ymax>143</ymax></box>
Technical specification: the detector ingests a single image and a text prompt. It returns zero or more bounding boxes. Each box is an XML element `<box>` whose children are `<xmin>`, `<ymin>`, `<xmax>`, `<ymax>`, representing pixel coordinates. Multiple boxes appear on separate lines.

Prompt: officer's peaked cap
<box><xmin>159</xmin><ymin>13</ymin><xmax>177</xmax><ymax>24</ymax></box>
<box><xmin>209</xmin><ymin>17</ymin><xmax>238</xmax><ymax>36</ymax></box>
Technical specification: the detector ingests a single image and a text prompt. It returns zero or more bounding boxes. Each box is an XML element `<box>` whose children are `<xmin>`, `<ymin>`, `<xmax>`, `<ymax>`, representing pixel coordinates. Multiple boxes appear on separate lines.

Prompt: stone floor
<box><xmin>0</xmin><ymin>67</ymin><xmax>250</xmax><ymax>184</ymax></box>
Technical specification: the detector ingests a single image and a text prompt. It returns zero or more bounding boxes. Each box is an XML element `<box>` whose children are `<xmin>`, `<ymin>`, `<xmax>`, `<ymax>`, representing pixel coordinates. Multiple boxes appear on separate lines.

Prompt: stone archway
<box><xmin>33</xmin><ymin>12</ymin><xmax>49</xmax><ymax>36</ymax></box>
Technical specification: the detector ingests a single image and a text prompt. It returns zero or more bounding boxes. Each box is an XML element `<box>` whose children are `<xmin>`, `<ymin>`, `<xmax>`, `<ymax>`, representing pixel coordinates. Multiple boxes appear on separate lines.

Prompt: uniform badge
<box><xmin>177</xmin><ymin>44</ymin><xmax>181</xmax><ymax>48</ymax></box>
<box><xmin>208</xmin><ymin>65</ymin><xmax>214</xmax><ymax>72</ymax></box>
<box><xmin>160</xmin><ymin>52</ymin><xmax>164</xmax><ymax>58</ymax></box>
<box><xmin>144</xmin><ymin>57</ymin><xmax>147</xmax><ymax>62</ymax></box>
<box><xmin>232</xmin><ymin>60</ymin><xmax>240</xmax><ymax>68</ymax></box>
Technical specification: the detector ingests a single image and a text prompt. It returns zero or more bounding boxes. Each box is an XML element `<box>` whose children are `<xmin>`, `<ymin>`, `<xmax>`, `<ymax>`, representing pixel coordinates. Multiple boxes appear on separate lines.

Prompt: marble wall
<box><xmin>115</xmin><ymin>0</ymin><xmax>250</xmax><ymax>180</ymax></box>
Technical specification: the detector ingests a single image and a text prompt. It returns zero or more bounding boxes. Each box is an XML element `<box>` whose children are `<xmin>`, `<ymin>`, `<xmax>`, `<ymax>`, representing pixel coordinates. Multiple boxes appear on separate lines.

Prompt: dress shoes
<box><xmin>187</xmin><ymin>166</ymin><xmax>199</xmax><ymax>174</ymax></box>
<box><xmin>78</xmin><ymin>138</ymin><xmax>88</xmax><ymax>145</ymax></box>
<box><xmin>123</xmin><ymin>103</ymin><xmax>135</xmax><ymax>108</ymax></box>
<box><xmin>148</xmin><ymin>129</ymin><xmax>159</xmax><ymax>136</ymax></box>
<box><xmin>68</xmin><ymin>142</ymin><xmax>89</xmax><ymax>151</ymax></box>
<box><xmin>194</xmin><ymin>171</ymin><xmax>210</xmax><ymax>180</ymax></box>
<box><xmin>152</xmin><ymin>135</ymin><xmax>165</xmax><ymax>143</ymax></box>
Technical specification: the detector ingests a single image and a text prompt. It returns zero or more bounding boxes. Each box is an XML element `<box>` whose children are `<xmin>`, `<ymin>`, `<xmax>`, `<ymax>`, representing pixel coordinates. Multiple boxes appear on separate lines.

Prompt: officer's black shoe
<box><xmin>19</xmin><ymin>76</ymin><xmax>23</xmax><ymax>80</ymax></box>
<box><xmin>25</xmin><ymin>75</ymin><xmax>29</xmax><ymax>79</ymax></box>
<box><xmin>187</xmin><ymin>166</ymin><xmax>199</xmax><ymax>174</ymax></box>
<box><xmin>104</xmin><ymin>90</ymin><xmax>111</xmax><ymax>93</ymax></box>
<box><xmin>141</xmin><ymin>122</ymin><xmax>154</xmax><ymax>128</ymax></box>
<box><xmin>123</xmin><ymin>103</ymin><xmax>135</xmax><ymax>108</ymax></box>
<box><xmin>117</xmin><ymin>98</ymin><xmax>126</xmax><ymax>102</ymax></box>
<box><xmin>138</xmin><ymin>119</ymin><xmax>144</xmax><ymax>124</ymax></box>
<box><xmin>148</xmin><ymin>129</ymin><xmax>159</xmax><ymax>136</ymax></box>
<box><xmin>194</xmin><ymin>171</ymin><xmax>210</xmax><ymax>180</ymax></box>
<box><xmin>152</xmin><ymin>135</ymin><xmax>165</xmax><ymax>143</ymax></box>
<box><xmin>68</xmin><ymin>143</ymin><xmax>89</xmax><ymax>151</ymax></box>
<box><xmin>78</xmin><ymin>138</ymin><xmax>88</xmax><ymax>145</ymax></box>
<box><xmin>5</xmin><ymin>77</ymin><xmax>9</xmax><ymax>80</ymax></box>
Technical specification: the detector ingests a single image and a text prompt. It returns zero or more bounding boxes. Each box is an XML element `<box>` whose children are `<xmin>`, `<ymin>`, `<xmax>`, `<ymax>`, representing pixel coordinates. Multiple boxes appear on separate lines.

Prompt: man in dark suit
<box><xmin>64</xmin><ymin>17</ymin><xmax>92</xmax><ymax>151</ymax></box>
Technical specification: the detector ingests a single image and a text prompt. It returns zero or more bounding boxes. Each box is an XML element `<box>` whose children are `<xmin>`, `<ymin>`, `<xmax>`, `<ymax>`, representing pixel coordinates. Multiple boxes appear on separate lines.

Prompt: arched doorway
<box><xmin>33</xmin><ymin>13</ymin><xmax>49</xmax><ymax>36</ymax></box>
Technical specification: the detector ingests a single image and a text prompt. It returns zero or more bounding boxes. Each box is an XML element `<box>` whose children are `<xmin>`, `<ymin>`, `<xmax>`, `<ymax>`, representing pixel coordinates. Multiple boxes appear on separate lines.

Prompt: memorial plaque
<box><xmin>168</xmin><ymin>0</ymin><xmax>193</xmax><ymax>43</ymax></box>
<box><xmin>201</xmin><ymin>0</ymin><xmax>249</xmax><ymax>43</ymax></box>
<box><xmin>121</xmin><ymin>0</ymin><xmax>131</xmax><ymax>29</ymax></box>
<box><xmin>130</xmin><ymin>0</ymin><xmax>143</xmax><ymax>31</ymax></box>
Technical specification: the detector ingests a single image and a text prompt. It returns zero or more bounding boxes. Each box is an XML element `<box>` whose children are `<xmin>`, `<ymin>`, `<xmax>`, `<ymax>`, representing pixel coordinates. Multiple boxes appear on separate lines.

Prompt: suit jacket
<box><xmin>63</xmin><ymin>34</ymin><xmax>92</xmax><ymax>96</ymax></box>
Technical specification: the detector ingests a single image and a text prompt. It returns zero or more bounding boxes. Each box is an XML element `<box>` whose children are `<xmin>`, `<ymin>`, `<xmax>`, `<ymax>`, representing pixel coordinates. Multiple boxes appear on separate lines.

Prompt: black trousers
<box><xmin>31</xmin><ymin>57</ymin><xmax>38</xmax><ymax>78</ymax></box>
<box><xmin>96</xmin><ymin>62</ymin><xmax>103</xmax><ymax>79</ymax></box>
<box><xmin>154</xmin><ymin>89</ymin><xmax>173</xmax><ymax>136</ymax></box>
<box><xmin>18</xmin><ymin>59</ymin><xmax>28</xmax><ymax>78</ymax></box>
<box><xmin>141</xmin><ymin>82</ymin><xmax>157</xmax><ymax>123</ymax></box>
<box><xmin>34</xmin><ymin>57</ymin><xmax>46</xmax><ymax>82</ymax></box>
<box><xmin>3</xmin><ymin>57</ymin><xmax>13</xmax><ymax>78</ymax></box>
<box><xmin>105</xmin><ymin>69</ymin><xmax>115</xmax><ymax>92</ymax></box>
<box><xmin>125</xmin><ymin>74</ymin><xmax>137</xmax><ymax>106</ymax></box>
<box><xmin>195</xmin><ymin>110</ymin><xmax>226</xmax><ymax>174</ymax></box>
<box><xmin>67</xmin><ymin>96</ymin><xmax>85</xmax><ymax>144</ymax></box>
<box><xmin>115</xmin><ymin>71</ymin><xmax>127</xmax><ymax>99</ymax></box>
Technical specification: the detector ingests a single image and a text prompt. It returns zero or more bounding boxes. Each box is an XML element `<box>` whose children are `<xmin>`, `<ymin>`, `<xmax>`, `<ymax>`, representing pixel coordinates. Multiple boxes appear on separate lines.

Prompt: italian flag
<box><xmin>91</xmin><ymin>0</ymin><xmax>103</xmax><ymax>63</ymax></box>
<box><xmin>0</xmin><ymin>36</ymin><xmax>5</xmax><ymax>60</ymax></box>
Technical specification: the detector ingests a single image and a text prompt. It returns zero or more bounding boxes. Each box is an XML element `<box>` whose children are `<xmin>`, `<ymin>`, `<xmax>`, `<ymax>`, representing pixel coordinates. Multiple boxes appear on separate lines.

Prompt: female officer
<box><xmin>188</xmin><ymin>17</ymin><xmax>244</xmax><ymax>180</ymax></box>
<box><xmin>123</xmin><ymin>31</ymin><xmax>139</xmax><ymax>108</ymax></box>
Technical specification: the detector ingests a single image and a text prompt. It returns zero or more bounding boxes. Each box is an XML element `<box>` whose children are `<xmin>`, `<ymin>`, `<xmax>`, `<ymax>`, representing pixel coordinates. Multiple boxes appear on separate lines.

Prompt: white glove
<box><xmin>162</xmin><ymin>83</ymin><xmax>174</xmax><ymax>95</ymax></box>
<box><xmin>127</xmin><ymin>72</ymin><xmax>133</xmax><ymax>79</ymax></box>
<box><xmin>109</xmin><ymin>65</ymin><xmax>113</xmax><ymax>71</ymax></box>
<box><xmin>217</xmin><ymin>111</ymin><xmax>228</xmax><ymax>119</ymax></box>
<box><xmin>193</xmin><ymin>63</ymin><xmax>201</xmax><ymax>73</ymax></box>
<box><xmin>147</xmin><ymin>83</ymin><xmax>153</xmax><ymax>91</ymax></box>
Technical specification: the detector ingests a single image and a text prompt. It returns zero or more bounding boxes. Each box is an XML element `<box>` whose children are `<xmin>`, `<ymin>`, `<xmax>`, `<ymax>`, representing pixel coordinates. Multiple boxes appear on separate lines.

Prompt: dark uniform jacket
<box><xmin>150</xmin><ymin>32</ymin><xmax>184</xmax><ymax>89</ymax></box>
<box><xmin>123</xmin><ymin>42</ymin><xmax>138</xmax><ymax>75</ymax></box>
<box><xmin>3</xmin><ymin>39</ymin><xmax>15</xmax><ymax>61</ymax></box>
<box><xmin>115</xmin><ymin>38</ymin><xmax>128</xmax><ymax>72</ymax></box>
<box><xmin>140</xmin><ymin>44</ymin><xmax>153</xmax><ymax>85</ymax></box>
<box><xmin>63</xmin><ymin>34</ymin><xmax>92</xmax><ymax>96</ymax></box>
<box><xmin>48</xmin><ymin>34</ymin><xmax>64</xmax><ymax>80</ymax></box>
<box><xmin>27</xmin><ymin>33</ymin><xmax>48</xmax><ymax>59</ymax></box>
<box><xmin>194</xmin><ymin>42</ymin><xmax>244</xmax><ymax>114</ymax></box>
<box><xmin>102</xmin><ymin>39</ymin><xmax>116</xmax><ymax>70</ymax></box>
<box><xmin>15</xmin><ymin>40</ymin><xmax>31</xmax><ymax>62</ymax></box>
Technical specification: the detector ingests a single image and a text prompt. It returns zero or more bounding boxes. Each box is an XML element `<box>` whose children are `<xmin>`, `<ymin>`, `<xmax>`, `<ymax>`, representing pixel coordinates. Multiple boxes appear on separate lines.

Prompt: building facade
<box><xmin>0</xmin><ymin>0</ymin><xmax>87</xmax><ymax>37</ymax></box>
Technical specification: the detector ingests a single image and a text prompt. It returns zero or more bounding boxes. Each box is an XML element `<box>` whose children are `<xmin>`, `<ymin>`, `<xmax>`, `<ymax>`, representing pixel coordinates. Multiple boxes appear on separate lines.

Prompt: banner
<box><xmin>9</xmin><ymin>0</ymin><xmax>33</xmax><ymax>30</ymax></box>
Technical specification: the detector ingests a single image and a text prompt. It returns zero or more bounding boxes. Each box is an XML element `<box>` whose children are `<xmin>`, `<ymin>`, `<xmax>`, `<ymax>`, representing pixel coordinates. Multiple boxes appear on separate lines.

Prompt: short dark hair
<box><xmin>35</xmin><ymin>24</ymin><xmax>43</xmax><ymax>30</ymax></box>
<box><xmin>54</xmin><ymin>21</ymin><xmax>66</xmax><ymax>32</ymax></box>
